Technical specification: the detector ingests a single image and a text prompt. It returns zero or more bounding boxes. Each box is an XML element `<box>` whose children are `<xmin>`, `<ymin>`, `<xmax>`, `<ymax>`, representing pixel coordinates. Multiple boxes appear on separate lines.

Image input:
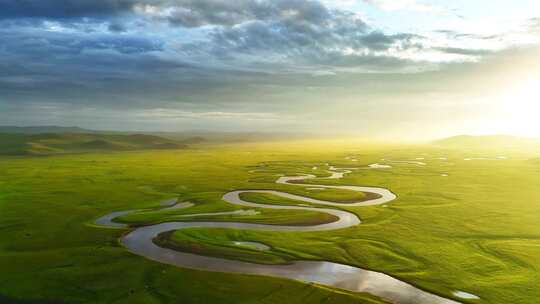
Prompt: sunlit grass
<box><xmin>0</xmin><ymin>139</ymin><xmax>539</xmax><ymax>303</ymax></box>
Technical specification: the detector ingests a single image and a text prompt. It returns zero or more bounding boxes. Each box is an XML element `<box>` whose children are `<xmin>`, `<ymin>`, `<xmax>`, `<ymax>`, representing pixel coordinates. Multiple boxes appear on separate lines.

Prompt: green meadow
<box><xmin>1</xmin><ymin>138</ymin><xmax>539</xmax><ymax>303</ymax></box>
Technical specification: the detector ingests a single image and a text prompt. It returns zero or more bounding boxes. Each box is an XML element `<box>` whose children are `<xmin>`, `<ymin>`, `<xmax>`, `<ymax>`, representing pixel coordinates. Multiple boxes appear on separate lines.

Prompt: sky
<box><xmin>1</xmin><ymin>0</ymin><xmax>539</xmax><ymax>139</ymax></box>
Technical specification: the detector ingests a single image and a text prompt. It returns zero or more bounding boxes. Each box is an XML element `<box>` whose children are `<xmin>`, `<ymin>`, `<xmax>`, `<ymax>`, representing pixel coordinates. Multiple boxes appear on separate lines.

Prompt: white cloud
<box><xmin>363</xmin><ymin>0</ymin><xmax>439</xmax><ymax>12</ymax></box>
<box><xmin>140</xmin><ymin>109</ymin><xmax>281</xmax><ymax>121</ymax></box>
<box><xmin>320</xmin><ymin>0</ymin><xmax>358</xmax><ymax>9</ymax></box>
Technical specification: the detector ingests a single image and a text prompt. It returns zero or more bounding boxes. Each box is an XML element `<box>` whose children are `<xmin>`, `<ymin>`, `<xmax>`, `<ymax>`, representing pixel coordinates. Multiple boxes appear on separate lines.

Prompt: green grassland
<box><xmin>0</xmin><ymin>138</ymin><xmax>539</xmax><ymax>303</ymax></box>
<box><xmin>116</xmin><ymin>205</ymin><xmax>339</xmax><ymax>227</ymax></box>
<box><xmin>154</xmin><ymin>229</ymin><xmax>298</xmax><ymax>265</ymax></box>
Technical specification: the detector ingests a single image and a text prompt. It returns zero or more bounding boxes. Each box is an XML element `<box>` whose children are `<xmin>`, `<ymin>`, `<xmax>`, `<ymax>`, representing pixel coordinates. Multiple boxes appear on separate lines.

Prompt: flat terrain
<box><xmin>0</xmin><ymin>139</ymin><xmax>539</xmax><ymax>303</ymax></box>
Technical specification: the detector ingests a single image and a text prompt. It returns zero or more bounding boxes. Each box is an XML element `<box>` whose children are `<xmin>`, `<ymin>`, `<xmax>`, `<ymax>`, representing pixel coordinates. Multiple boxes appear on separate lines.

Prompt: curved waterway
<box><xmin>96</xmin><ymin>164</ymin><xmax>464</xmax><ymax>304</ymax></box>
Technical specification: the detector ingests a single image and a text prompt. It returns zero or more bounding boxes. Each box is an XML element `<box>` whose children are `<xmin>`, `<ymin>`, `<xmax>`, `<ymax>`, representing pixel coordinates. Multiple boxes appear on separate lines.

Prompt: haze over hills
<box><xmin>0</xmin><ymin>126</ymin><xmax>95</xmax><ymax>134</ymax></box>
<box><xmin>0</xmin><ymin>133</ymin><xmax>204</xmax><ymax>156</ymax></box>
<box><xmin>434</xmin><ymin>135</ymin><xmax>540</xmax><ymax>147</ymax></box>
<box><xmin>0</xmin><ymin>125</ymin><xmax>323</xmax><ymax>143</ymax></box>
<box><xmin>433</xmin><ymin>135</ymin><xmax>540</xmax><ymax>155</ymax></box>
<box><xmin>2</xmin><ymin>125</ymin><xmax>540</xmax><ymax>156</ymax></box>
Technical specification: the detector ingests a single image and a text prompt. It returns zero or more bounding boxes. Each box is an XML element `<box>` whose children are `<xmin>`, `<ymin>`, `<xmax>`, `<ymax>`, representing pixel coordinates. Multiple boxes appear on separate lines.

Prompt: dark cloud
<box><xmin>0</xmin><ymin>0</ymin><xmax>493</xmax><ymax>85</ymax></box>
<box><xmin>0</xmin><ymin>0</ymin><xmax>439</xmax><ymax>117</ymax></box>
<box><xmin>1</xmin><ymin>0</ymin><xmax>527</xmax><ymax>133</ymax></box>
<box><xmin>0</xmin><ymin>0</ymin><xmax>330</xmax><ymax>26</ymax></box>
<box><xmin>0</xmin><ymin>29</ymin><xmax>162</xmax><ymax>58</ymax></box>
<box><xmin>177</xmin><ymin>6</ymin><xmax>424</xmax><ymax>73</ymax></box>
<box><xmin>0</xmin><ymin>0</ymin><xmax>138</xmax><ymax>19</ymax></box>
<box><xmin>164</xmin><ymin>0</ymin><xmax>330</xmax><ymax>27</ymax></box>
<box><xmin>108</xmin><ymin>22</ymin><xmax>127</xmax><ymax>32</ymax></box>
<box><xmin>359</xmin><ymin>32</ymin><xmax>421</xmax><ymax>51</ymax></box>
<box><xmin>0</xmin><ymin>26</ymin><xmax>172</xmax><ymax>108</ymax></box>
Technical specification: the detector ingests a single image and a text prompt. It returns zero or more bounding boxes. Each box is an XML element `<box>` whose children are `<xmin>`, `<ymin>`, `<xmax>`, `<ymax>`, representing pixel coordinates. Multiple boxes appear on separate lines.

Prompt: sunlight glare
<box><xmin>500</xmin><ymin>79</ymin><xmax>540</xmax><ymax>137</ymax></box>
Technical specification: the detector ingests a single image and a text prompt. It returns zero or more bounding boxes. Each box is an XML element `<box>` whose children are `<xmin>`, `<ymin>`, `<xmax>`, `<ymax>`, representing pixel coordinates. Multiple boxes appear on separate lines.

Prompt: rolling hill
<box><xmin>0</xmin><ymin>133</ymin><xmax>202</xmax><ymax>156</ymax></box>
<box><xmin>0</xmin><ymin>125</ymin><xmax>94</xmax><ymax>134</ymax></box>
<box><xmin>433</xmin><ymin>135</ymin><xmax>540</xmax><ymax>151</ymax></box>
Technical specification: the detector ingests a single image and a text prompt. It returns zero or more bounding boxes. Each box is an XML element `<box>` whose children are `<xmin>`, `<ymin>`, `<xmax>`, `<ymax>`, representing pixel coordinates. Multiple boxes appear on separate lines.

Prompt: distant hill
<box><xmin>0</xmin><ymin>126</ymin><xmax>95</xmax><ymax>134</ymax></box>
<box><xmin>434</xmin><ymin>135</ymin><xmax>540</xmax><ymax>150</ymax></box>
<box><xmin>0</xmin><ymin>126</ymin><xmax>309</xmax><ymax>143</ymax></box>
<box><xmin>0</xmin><ymin>133</ymin><xmax>197</xmax><ymax>156</ymax></box>
<box><xmin>151</xmin><ymin>131</ymin><xmax>315</xmax><ymax>143</ymax></box>
<box><xmin>177</xmin><ymin>136</ymin><xmax>206</xmax><ymax>145</ymax></box>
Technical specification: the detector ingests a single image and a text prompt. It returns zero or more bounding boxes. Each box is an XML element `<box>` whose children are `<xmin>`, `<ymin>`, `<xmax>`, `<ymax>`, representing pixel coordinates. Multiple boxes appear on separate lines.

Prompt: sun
<box><xmin>499</xmin><ymin>79</ymin><xmax>540</xmax><ymax>137</ymax></box>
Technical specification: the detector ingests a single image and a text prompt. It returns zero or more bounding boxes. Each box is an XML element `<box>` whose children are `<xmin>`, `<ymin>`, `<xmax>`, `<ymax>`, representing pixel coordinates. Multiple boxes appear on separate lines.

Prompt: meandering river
<box><xmin>96</xmin><ymin>164</ymin><xmax>464</xmax><ymax>304</ymax></box>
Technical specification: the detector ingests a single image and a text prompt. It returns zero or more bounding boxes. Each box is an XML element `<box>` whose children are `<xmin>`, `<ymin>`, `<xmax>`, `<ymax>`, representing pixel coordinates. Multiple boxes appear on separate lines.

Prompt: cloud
<box><xmin>140</xmin><ymin>108</ymin><xmax>281</xmax><ymax>121</ymax></box>
<box><xmin>529</xmin><ymin>18</ymin><xmax>540</xmax><ymax>34</ymax></box>
<box><xmin>0</xmin><ymin>24</ymin><xmax>179</xmax><ymax>109</ymax></box>
<box><xmin>0</xmin><ymin>0</ymin><xmax>331</xmax><ymax>27</ymax></box>
<box><xmin>135</xmin><ymin>0</ymin><xmax>332</xmax><ymax>28</ymax></box>
<box><xmin>434</xmin><ymin>30</ymin><xmax>502</xmax><ymax>41</ymax></box>
<box><xmin>1</xmin><ymin>0</ymin><xmax>539</xmax><ymax>135</ymax></box>
<box><xmin>434</xmin><ymin>47</ymin><xmax>493</xmax><ymax>56</ymax></box>
<box><xmin>0</xmin><ymin>0</ymin><xmax>498</xmax><ymax>73</ymax></box>
<box><xmin>0</xmin><ymin>0</ymin><xmax>508</xmax><ymax>116</ymax></box>
<box><xmin>0</xmin><ymin>0</ymin><xmax>530</xmax><ymax>80</ymax></box>
<box><xmin>0</xmin><ymin>27</ymin><xmax>162</xmax><ymax>58</ymax></box>
<box><xmin>108</xmin><ymin>22</ymin><xmax>127</xmax><ymax>32</ymax></box>
<box><xmin>170</xmin><ymin>2</ymin><xmax>432</xmax><ymax>73</ymax></box>
<box><xmin>362</xmin><ymin>0</ymin><xmax>437</xmax><ymax>12</ymax></box>
<box><xmin>0</xmin><ymin>0</ymin><xmax>138</xmax><ymax>19</ymax></box>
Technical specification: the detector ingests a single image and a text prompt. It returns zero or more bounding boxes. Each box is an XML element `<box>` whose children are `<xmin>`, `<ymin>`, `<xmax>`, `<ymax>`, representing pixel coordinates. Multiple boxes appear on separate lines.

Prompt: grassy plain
<box><xmin>0</xmin><ymin>139</ymin><xmax>539</xmax><ymax>303</ymax></box>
